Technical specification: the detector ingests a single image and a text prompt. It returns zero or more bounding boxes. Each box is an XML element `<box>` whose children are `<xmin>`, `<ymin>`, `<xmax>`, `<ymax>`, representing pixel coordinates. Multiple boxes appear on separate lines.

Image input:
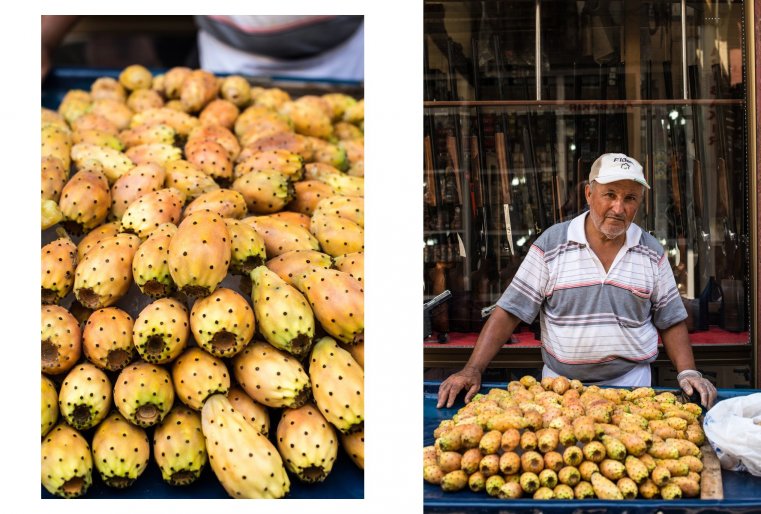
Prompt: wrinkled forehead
<box><xmin>592</xmin><ymin>179</ymin><xmax>645</xmax><ymax>195</ymax></box>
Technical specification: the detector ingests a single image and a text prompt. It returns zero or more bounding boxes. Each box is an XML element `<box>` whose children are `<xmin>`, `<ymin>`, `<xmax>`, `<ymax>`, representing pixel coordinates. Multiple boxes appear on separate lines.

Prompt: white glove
<box><xmin>678</xmin><ymin>369</ymin><xmax>717</xmax><ymax>409</ymax></box>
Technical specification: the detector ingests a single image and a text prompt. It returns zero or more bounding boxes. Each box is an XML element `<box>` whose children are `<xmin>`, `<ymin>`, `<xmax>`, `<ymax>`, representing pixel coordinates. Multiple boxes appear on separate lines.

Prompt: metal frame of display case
<box><xmin>423</xmin><ymin>0</ymin><xmax>759</xmax><ymax>387</ymax></box>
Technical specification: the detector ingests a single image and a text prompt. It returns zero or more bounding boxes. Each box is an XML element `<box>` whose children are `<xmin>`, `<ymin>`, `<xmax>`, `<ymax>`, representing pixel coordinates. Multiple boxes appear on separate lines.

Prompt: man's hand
<box><xmin>436</xmin><ymin>368</ymin><xmax>481</xmax><ymax>409</ymax></box>
<box><xmin>678</xmin><ymin>370</ymin><xmax>718</xmax><ymax>409</ymax></box>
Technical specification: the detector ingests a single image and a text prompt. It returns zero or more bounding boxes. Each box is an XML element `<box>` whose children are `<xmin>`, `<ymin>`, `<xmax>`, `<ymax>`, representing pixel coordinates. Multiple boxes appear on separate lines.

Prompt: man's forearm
<box><xmin>660</xmin><ymin>321</ymin><xmax>696</xmax><ymax>372</ymax></box>
<box><xmin>463</xmin><ymin>307</ymin><xmax>521</xmax><ymax>374</ymax></box>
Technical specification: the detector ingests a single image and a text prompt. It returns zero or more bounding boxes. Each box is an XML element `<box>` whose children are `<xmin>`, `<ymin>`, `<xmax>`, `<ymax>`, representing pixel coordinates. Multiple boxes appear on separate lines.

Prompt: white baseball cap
<box><xmin>589</xmin><ymin>153</ymin><xmax>650</xmax><ymax>189</ymax></box>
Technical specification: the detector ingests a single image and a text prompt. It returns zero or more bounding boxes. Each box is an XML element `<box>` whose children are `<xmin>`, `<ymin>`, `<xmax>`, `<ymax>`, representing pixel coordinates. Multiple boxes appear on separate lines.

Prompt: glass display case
<box><xmin>423</xmin><ymin>0</ymin><xmax>755</xmax><ymax>386</ymax></box>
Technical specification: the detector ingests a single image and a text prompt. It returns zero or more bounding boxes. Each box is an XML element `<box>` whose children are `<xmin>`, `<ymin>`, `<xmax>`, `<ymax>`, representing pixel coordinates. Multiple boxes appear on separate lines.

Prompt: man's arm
<box><xmin>436</xmin><ymin>307</ymin><xmax>521</xmax><ymax>408</ymax></box>
<box><xmin>659</xmin><ymin>320</ymin><xmax>717</xmax><ymax>407</ymax></box>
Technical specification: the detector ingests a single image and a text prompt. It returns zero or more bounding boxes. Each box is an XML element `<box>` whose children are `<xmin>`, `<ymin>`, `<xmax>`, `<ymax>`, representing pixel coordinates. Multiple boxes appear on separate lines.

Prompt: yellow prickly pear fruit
<box><xmin>180</xmin><ymin>70</ymin><xmax>218</xmax><ymax>112</ymax></box>
<box><xmin>188</xmin><ymin>124</ymin><xmax>241</xmax><ymax>162</ymax></box>
<box><xmin>42</xmin><ymin>199</ymin><xmax>64</xmax><ymax>230</ymax></box>
<box><xmin>638</xmin><ymin>478</ymin><xmax>659</xmax><ymax>498</ymax></box>
<box><xmin>533</xmin><ymin>486</ymin><xmax>554</xmax><ymax>499</ymax></box>
<box><xmin>666</xmin><ymin>438</ymin><xmax>702</xmax><ymax>458</ymax></box>
<box><xmin>276</xmin><ymin>403</ymin><xmax>338</xmax><ymax>483</ymax></box>
<box><xmin>295</xmin><ymin>267</ymin><xmax>364</xmax><ymax>346</ymax></box>
<box><xmin>127</xmin><ymin>88</ymin><xmax>164</xmax><ymax>112</ymax></box>
<box><xmin>310</xmin><ymin>212</ymin><xmax>364</xmax><ymax>257</ymax></box>
<box><xmin>498</xmin><ymin>480</ymin><xmax>523</xmax><ymax>499</ymax></box>
<box><xmin>249</xmin><ymin>266</ymin><xmax>314</xmax><ymax>357</ymax></box>
<box><xmin>669</xmin><ymin>476</ymin><xmax>700</xmax><ymax>497</ymax></box>
<box><xmin>121</xmin><ymin>188</ymin><xmax>184</xmax><ymax>239</ymax></box>
<box><xmin>520</xmin><ymin>430</ymin><xmax>538</xmax><ymax>451</ymax></box>
<box><xmin>574</xmin><ymin>481</ymin><xmax>595</xmax><ymax>499</ymax></box>
<box><xmin>487</xmin><ymin>411</ymin><xmax>527</xmax><ymax>432</ymax></box>
<box><xmin>232</xmin><ymin>169</ymin><xmax>294</xmax><ymax>214</ymax></box>
<box><xmin>190</xmin><ymin>287</ymin><xmax>254</xmax><ymax>358</ymax></box>
<box><xmin>436</xmin><ymin>426</ymin><xmax>462</xmax><ymax>452</ymax></box>
<box><xmin>485</xmin><ymin>475</ymin><xmax>506</xmax><ymax>496</ymax></box>
<box><xmin>131</xmin><ymin>107</ymin><xmax>200</xmax><ymax>136</ymax></box>
<box><xmin>227</xmin><ymin>385</ymin><xmax>270</xmax><ymax>436</ymax></box>
<box><xmin>544</xmin><ymin>451</ymin><xmax>564</xmax><ymax>472</ymax></box>
<box><xmin>460</xmin><ymin>448</ymin><xmax>482</xmax><ymax>474</ymax></box>
<box><xmin>479</xmin><ymin>430</ymin><xmax>502</xmax><ymax>455</ymax></box>
<box><xmin>341</xmin><ymin>430</ymin><xmax>364</xmax><ymax>470</ymax></box>
<box><xmin>679</xmin><ymin>455</ymin><xmax>704</xmax><ymax>473</ymax></box>
<box><xmin>459</xmin><ymin>423</ymin><xmax>484</xmax><ymax>449</ymax></box>
<box><xmin>441</xmin><ymin>470</ymin><xmax>468</xmax><ymax>492</ymax></box>
<box><xmin>651</xmin><ymin>465</ymin><xmax>672</xmax><ymax>486</ymax></box>
<box><xmin>153</xmin><ymin>406</ymin><xmax>207</xmax><ymax>486</ymax></box>
<box><xmin>73</xmin><ymin>233</ymin><xmax>140</xmax><ymax>310</ymax></box>
<box><xmin>265</xmin><ymin>249</ymin><xmax>331</xmax><ymax>287</ymax></box>
<box><xmin>602</xmin><ymin>434</ymin><xmax>627</xmax><ymax>461</ymax></box>
<box><xmin>288</xmin><ymin>180</ymin><xmax>335</xmax><ymax>215</ymax></box>
<box><xmin>199</xmin><ymin>99</ymin><xmax>239</xmax><ymax>129</ymax></box>
<box><xmin>42</xmin><ymin>156</ymin><xmax>67</xmax><ymax>203</ymax></box>
<box><xmin>685</xmin><ymin>423</ymin><xmax>706</xmax><ymax>446</ymax></box>
<box><xmin>582</xmin><ymin>441</ymin><xmax>607</xmax><ymax>463</ymax></box>
<box><xmin>168</xmin><ymin>210</ymin><xmax>231</xmax><ymax>298</ymax></box>
<box><xmin>501</xmin><ymin>428</ymin><xmax>521</xmax><ymax>452</ymax></box>
<box><xmin>244</xmin><ymin>214</ymin><xmax>321</xmax><ymax>258</ymax></box>
<box><xmin>41</xmin><ymin>374</ymin><xmax>59</xmax><ymax>437</ymax></box>
<box><xmin>553</xmin><ymin>483</ymin><xmax>574</xmax><ymax>499</ymax></box>
<box><xmin>558</xmin><ymin>466</ymin><xmax>581</xmax><ymax>487</ymax></box>
<box><xmin>41</xmin><ymin>424</ymin><xmax>93</xmax><ymax>498</ymax></box>
<box><xmin>235</xmin><ymin>149</ymin><xmax>303</xmax><ymax>181</ymax></box>
<box><xmin>59</xmin><ymin>166</ymin><xmax>112</xmax><ymax>235</ymax></box>
<box><xmin>616</xmin><ymin>477</ymin><xmax>638</xmax><ymax>499</ymax></box>
<box><xmin>563</xmin><ymin>445</ymin><xmax>584</xmax><ymax>467</ymax></box>
<box><xmin>41</xmin><ymin>305</ymin><xmax>82</xmax><ymax>375</ymax></box>
<box><xmin>657</xmin><ymin>458</ymin><xmax>690</xmax><ymax>477</ymax></box>
<box><xmin>423</xmin><ymin>465</ymin><xmax>444</xmax><ymax>485</ymax></box>
<box><xmin>660</xmin><ymin>482</ymin><xmax>683</xmax><ymax>500</ymax></box>
<box><xmin>91</xmin><ymin>412</ymin><xmax>150</xmax><ymax>488</ymax></box>
<box><xmin>619</xmin><ymin>430</ymin><xmax>648</xmax><ymax>457</ymax></box>
<box><xmin>164</xmin><ymin>160</ymin><xmax>220</xmax><ymax>202</ymax></box>
<box><xmin>599</xmin><ymin>459</ymin><xmax>626</xmax><ymax>481</ymax></box>
<box><xmin>539</xmin><ymin>469</ymin><xmax>559</xmax><ymax>489</ymax></box>
<box><xmin>591</xmin><ymin>472</ymin><xmax>624</xmax><ymax>499</ymax></box>
<box><xmin>519</xmin><ymin>472</ymin><xmax>540</xmax><ymax>494</ymax></box>
<box><xmin>537</xmin><ymin>428</ymin><xmax>560</xmax><ymax>453</ymax></box>
<box><xmin>649</xmin><ymin>441</ymin><xmax>681</xmax><ymax>460</ymax></box>
<box><xmin>468</xmin><ymin>471</ymin><xmax>486</xmax><ymax>492</ymax></box>
<box><xmin>438</xmin><ymin>451</ymin><xmax>461</xmax><ymax>473</ymax></box>
<box><xmin>572</xmin><ymin>416</ymin><xmax>596</xmax><ymax>443</ymax></box>
<box><xmin>578</xmin><ymin>461</ymin><xmax>599</xmax><ymax>482</ymax></box>
<box><xmin>220</xmin><ymin>75</ymin><xmax>251</xmax><ymax>107</ymax></box>
<box><xmin>309</xmin><ymin>337</ymin><xmax>364</xmax><ymax>434</ymax></box>
<box><xmin>521</xmin><ymin>451</ymin><xmax>545</xmax><ymax>474</ymax></box>
<box><xmin>479</xmin><ymin>454</ymin><xmax>500</xmax><ymax>476</ymax></box>
<box><xmin>623</xmin><ymin>455</ymin><xmax>649</xmax><ymax>484</ymax></box>
<box><xmin>233</xmin><ymin>340</ymin><xmax>311</xmax><ymax>409</ymax></box>
<box><xmin>162</xmin><ymin>67</ymin><xmax>192</xmax><ymax>99</ymax></box>
<box><xmin>41</xmin><ymin>233</ymin><xmax>77</xmax><ymax>305</ymax></box>
<box><xmin>172</xmin><ymin>347</ymin><xmax>230</xmax><ymax>410</ymax></box>
<box><xmin>202</xmin><ymin>394</ymin><xmax>290</xmax><ymax>498</ymax></box>
<box><xmin>110</xmin><ymin>162</ymin><xmax>166</xmax><ymax>218</ymax></box>
<box><xmin>499</xmin><ymin>451</ymin><xmax>521</xmax><ymax>475</ymax></box>
<box><xmin>119</xmin><ymin>64</ymin><xmax>152</xmax><ymax>91</ymax></box>
<box><xmin>71</xmin><ymin>143</ymin><xmax>135</xmax><ymax>184</ymax></box>
<box><xmin>58</xmin><ymin>89</ymin><xmax>92</xmax><ymax>124</ymax></box>
<box><xmin>41</xmin><ymin>124</ymin><xmax>73</xmax><ymax>174</ymax></box>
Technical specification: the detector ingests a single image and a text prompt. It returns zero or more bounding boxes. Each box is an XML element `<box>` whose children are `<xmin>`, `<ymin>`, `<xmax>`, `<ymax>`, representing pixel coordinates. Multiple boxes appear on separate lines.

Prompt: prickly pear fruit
<box><xmin>124</xmin><ymin>143</ymin><xmax>182</xmax><ymax>168</ymax></box>
<box><xmin>119</xmin><ymin>123</ymin><xmax>176</xmax><ymax>148</ymax></box>
<box><xmin>333</xmin><ymin>121</ymin><xmax>363</xmax><ymax>141</ymax></box>
<box><xmin>244</xmin><ymin>215</ymin><xmax>321</xmax><ymax>257</ymax></box>
<box><xmin>72</xmin><ymin>128</ymin><xmax>124</xmax><ymax>151</ymax></box>
<box><xmin>199</xmin><ymin>98</ymin><xmax>239</xmax><ymax>128</ymax></box>
<box><xmin>276</xmin><ymin>403</ymin><xmax>338</xmax><ymax>483</ymax></box>
<box><xmin>321</xmin><ymin>93</ymin><xmax>357</xmax><ymax>121</ymax></box>
<box><xmin>599</xmin><ymin>459</ymin><xmax>626</xmax><ymax>481</ymax></box>
<box><xmin>42</xmin><ymin>123</ymin><xmax>73</xmax><ymax>172</ymax></box>
<box><xmin>240</xmin><ymin>131</ymin><xmax>313</xmax><ymax>162</ymax></box>
<box><xmin>171</xmin><ymin>347</ymin><xmax>230</xmax><ymax>410</ymax></box>
<box><xmin>74</xmin><ymin>233</ymin><xmax>140</xmax><ymax>309</ymax></box>
<box><xmin>153</xmin><ymin>406</ymin><xmax>208</xmax><ymax>486</ymax></box>
<box><xmin>602</xmin><ymin>435</ymin><xmax>627</xmax><ymax>461</ymax></box>
<box><xmin>180</xmin><ymin>69</ymin><xmax>218</xmax><ymax>112</ymax></box>
<box><xmin>121</xmin><ymin>187</ymin><xmax>184</xmax><ymax>238</ymax></box>
<box><xmin>130</xmin><ymin>107</ymin><xmax>199</xmax><ymax>136</ymax></box>
<box><xmin>234</xmin><ymin>149</ymin><xmax>303</xmax><ymax>181</ymax></box>
<box><xmin>624</xmin><ymin>455</ymin><xmax>650</xmax><ymax>484</ymax></box>
<box><xmin>132</xmin><ymin>297</ymin><xmax>189</xmax><ymax>364</ymax></box>
<box><xmin>127</xmin><ymin>88</ymin><xmax>164</xmax><ymax>112</ymax></box>
<box><xmin>70</xmin><ymin>112</ymin><xmax>119</xmax><ymax>135</ymax></box>
<box><xmin>314</xmin><ymin>195</ymin><xmax>364</xmax><ymax>227</ymax></box>
<box><xmin>265</xmin><ymin>249</ymin><xmax>333</xmax><ymax>287</ymax></box>
<box><xmin>310</xmin><ymin>213</ymin><xmax>364</xmax><ymax>257</ymax></box>
<box><xmin>41</xmin><ymin>233</ymin><xmax>77</xmax><ymax>305</ymax></box>
<box><xmin>41</xmin><ymin>305</ymin><xmax>82</xmax><ymax>375</ymax></box>
<box><xmin>253</xmin><ymin>87</ymin><xmax>291</xmax><ymax>110</ymax></box>
<box><xmin>660</xmin><ymin>481</ymin><xmax>683</xmax><ymax>500</ymax></box>
<box><xmin>41</xmin><ymin>374</ymin><xmax>59</xmax><ymax>437</ymax></box>
<box><xmin>232</xmin><ymin>340</ymin><xmax>311</xmax><ymax>409</ymax></box>
<box><xmin>321</xmin><ymin>172</ymin><xmax>364</xmax><ymax>198</ymax></box>
<box><xmin>237</xmin><ymin>121</ymin><xmax>292</xmax><ymax>150</ymax></box>
<box><xmin>187</xmin><ymin>123</ymin><xmax>241</xmax><ymax>161</ymax></box>
<box><xmin>91</xmin><ymin>411</ymin><xmax>150</xmax><ymax>488</ymax></box>
<box><xmin>59</xmin><ymin>166</ymin><xmax>112</xmax><ymax>235</ymax></box>
<box><xmin>42</xmin><ymin>107</ymin><xmax>69</xmax><ymax>130</ymax></box>
<box><xmin>162</xmin><ymin>67</ymin><xmax>192</xmax><ymax>99</ymax></box>
<box><xmin>41</xmin><ymin>156</ymin><xmax>67</xmax><ymax>202</ymax></box>
<box><xmin>76</xmin><ymin>221</ymin><xmax>122</xmax><ymax>260</ymax></box>
<box><xmin>168</xmin><ymin>210</ymin><xmax>231</xmax><ymax>298</ymax></box>
<box><xmin>287</xmin><ymin>180</ymin><xmax>334</xmax><ymax>215</ymax></box>
<box><xmin>202</xmin><ymin>394</ymin><xmax>290</xmax><ymax>498</ymax></box>
<box><xmin>227</xmin><ymin>385</ymin><xmax>270</xmax><ymax>436</ymax></box>
<box><xmin>224</xmin><ymin>218</ymin><xmax>267</xmax><ymax>276</ymax></box>
<box><xmin>309</xmin><ymin>336</ymin><xmax>364</xmax><ymax>434</ymax></box>
<box><xmin>184</xmin><ymin>139</ymin><xmax>234</xmax><ymax>185</ymax></box>
<box><xmin>71</xmin><ymin>143</ymin><xmax>135</xmax><ymax>184</ymax></box>
<box><xmin>58</xmin><ymin>89</ymin><xmax>92</xmax><ymax>125</ymax></box>
<box><xmin>164</xmin><ymin>160</ymin><xmax>220</xmax><ymax>202</ymax></box>
<box><xmin>309</xmin><ymin>137</ymin><xmax>349</xmax><ymax>171</ymax></box>
<box><xmin>131</xmin><ymin>223</ymin><xmax>177</xmax><ymax>298</ymax></box>
<box><xmin>591</xmin><ymin>472</ymin><xmax>624</xmax><ymax>500</ymax></box>
<box><xmin>42</xmin><ymin>199</ymin><xmax>64</xmax><ymax>229</ymax></box>
<box><xmin>114</xmin><ymin>361</ymin><xmax>175</xmax><ymax>427</ymax></box>
<box><xmin>91</xmin><ymin>76</ymin><xmax>127</xmax><ymax>102</ymax></box>
<box><xmin>269</xmin><ymin>211</ymin><xmax>312</xmax><ymax>230</ymax></box>
<box><xmin>341</xmin><ymin>430</ymin><xmax>364</xmax><ymax>470</ymax></box>
<box><xmin>220</xmin><ymin>75</ymin><xmax>251</xmax><ymax>107</ymax></box>
<box><xmin>295</xmin><ymin>267</ymin><xmax>364</xmax><ymax>345</ymax></box>
<box><xmin>190</xmin><ymin>287</ymin><xmax>254</xmax><ymax>358</ymax></box>
<box><xmin>183</xmin><ymin>188</ymin><xmax>247</xmax><ymax>220</ymax></box>
<box><xmin>249</xmin><ymin>266</ymin><xmax>314</xmax><ymax>357</ymax></box>
<box><xmin>280</xmin><ymin>100</ymin><xmax>333</xmax><ymax>139</ymax></box>
<box><xmin>82</xmin><ymin>307</ymin><xmax>135</xmax><ymax>371</ymax></box>
<box><xmin>232</xmin><ymin>170</ymin><xmax>294</xmax><ymax>214</ymax></box>
<box><xmin>119</xmin><ymin>64</ymin><xmax>153</xmax><ymax>91</ymax></box>
<box><xmin>41</xmin><ymin>423</ymin><xmax>93</xmax><ymax>498</ymax></box>
<box><xmin>58</xmin><ymin>362</ymin><xmax>112</xmax><ymax>431</ymax></box>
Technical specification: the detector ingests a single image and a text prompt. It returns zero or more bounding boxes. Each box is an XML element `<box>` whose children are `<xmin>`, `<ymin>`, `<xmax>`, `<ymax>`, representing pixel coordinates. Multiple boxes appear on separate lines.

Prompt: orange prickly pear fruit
<box><xmin>287</xmin><ymin>180</ymin><xmax>335</xmax><ymax>215</ymax></box>
<box><xmin>310</xmin><ymin>212</ymin><xmax>364</xmax><ymax>257</ymax></box>
<box><xmin>91</xmin><ymin>411</ymin><xmax>150</xmax><ymax>488</ymax></box>
<box><xmin>41</xmin><ymin>305</ymin><xmax>82</xmax><ymax>375</ymax></box>
<box><xmin>130</xmin><ymin>107</ymin><xmax>199</xmax><ymax>136</ymax></box>
<box><xmin>244</xmin><ymin>214</ymin><xmax>321</xmax><ymax>258</ymax></box>
<box><xmin>232</xmin><ymin>169</ymin><xmax>294</xmax><ymax>214</ymax></box>
<box><xmin>162</xmin><ymin>67</ymin><xmax>192</xmax><ymax>99</ymax></box>
<box><xmin>265</xmin><ymin>249</ymin><xmax>332</xmax><ymax>287</ymax></box>
<box><xmin>132</xmin><ymin>297</ymin><xmax>189</xmax><ymax>364</ymax></box>
<box><xmin>220</xmin><ymin>75</ymin><xmax>251</xmax><ymax>107</ymax></box>
<box><xmin>41</xmin><ymin>374</ymin><xmax>59</xmax><ymax>437</ymax></box>
<box><xmin>82</xmin><ymin>307</ymin><xmax>135</xmax><ymax>371</ymax></box>
<box><xmin>59</xmin><ymin>166</ymin><xmax>112</xmax><ymax>235</ymax></box>
<box><xmin>41</xmin><ymin>156</ymin><xmax>67</xmax><ymax>203</ymax></box>
<box><xmin>91</xmin><ymin>76</ymin><xmax>127</xmax><ymax>102</ymax></box>
<box><xmin>185</xmin><ymin>138</ymin><xmax>233</xmax><ymax>185</ymax></box>
<box><xmin>153</xmin><ymin>406</ymin><xmax>207</xmax><ymax>486</ymax></box>
<box><xmin>190</xmin><ymin>287</ymin><xmax>254</xmax><ymax>358</ymax></box>
<box><xmin>183</xmin><ymin>188</ymin><xmax>247</xmax><ymax>219</ymax></box>
<box><xmin>73</xmin><ymin>233</ymin><xmax>140</xmax><ymax>309</ymax></box>
<box><xmin>41</xmin><ymin>232</ymin><xmax>77</xmax><ymax>305</ymax></box>
<box><xmin>109</xmin><ymin>162</ymin><xmax>166</xmax><ymax>218</ymax></box>
<box><xmin>199</xmin><ymin>98</ymin><xmax>239</xmax><ymax>129</ymax></box>
<box><xmin>125</xmin><ymin>143</ymin><xmax>182</xmax><ymax>167</ymax></box>
<box><xmin>41</xmin><ymin>424</ymin><xmax>93</xmax><ymax>498</ymax></box>
<box><xmin>172</xmin><ymin>347</ymin><xmax>230</xmax><ymax>410</ymax></box>
<box><xmin>168</xmin><ymin>210</ymin><xmax>231</xmax><ymax>298</ymax></box>
<box><xmin>113</xmin><ymin>361</ymin><xmax>174</xmax><ymax>427</ymax></box>
<box><xmin>121</xmin><ymin>187</ymin><xmax>184</xmax><ymax>239</ymax></box>
<box><xmin>187</xmin><ymin>123</ymin><xmax>241</xmax><ymax>162</ymax></box>
<box><xmin>234</xmin><ymin>149</ymin><xmax>303</xmax><ymax>181</ymax></box>
<box><xmin>227</xmin><ymin>385</ymin><xmax>270</xmax><ymax>436</ymax></box>
<box><xmin>180</xmin><ymin>69</ymin><xmax>218</xmax><ymax>112</ymax></box>
<box><xmin>591</xmin><ymin>472</ymin><xmax>624</xmax><ymax>500</ymax></box>
<box><xmin>164</xmin><ymin>160</ymin><xmax>220</xmax><ymax>202</ymax></box>
<box><xmin>132</xmin><ymin>223</ymin><xmax>177</xmax><ymax>299</ymax></box>
<box><xmin>127</xmin><ymin>88</ymin><xmax>164</xmax><ymax>112</ymax></box>
<box><xmin>276</xmin><ymin>403</ymin><xmax>339</xmax><ymax>483</ymax></box>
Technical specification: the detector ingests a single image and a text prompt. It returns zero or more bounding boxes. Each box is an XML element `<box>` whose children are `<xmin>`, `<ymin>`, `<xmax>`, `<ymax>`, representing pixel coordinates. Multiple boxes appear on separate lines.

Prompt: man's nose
<box><xmin>609</xmin><ymin>197</ymin><xmax>624</xmax><ymax>214</ymax></box>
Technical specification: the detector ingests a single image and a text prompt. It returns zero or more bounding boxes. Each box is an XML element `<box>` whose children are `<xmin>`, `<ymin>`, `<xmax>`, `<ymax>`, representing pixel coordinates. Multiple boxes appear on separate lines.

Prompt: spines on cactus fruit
<box><xmin>59</xmin><ymin>165</ymin><xmax>112</xmax><ymax>235</ymax></box>
<box><xmin>190</xmin><ymin>287</ymin><xmax>255</xmax><ymax>358</ymax></box>
<box><xmin>132</xmin><ymin>223</ymin><xmax>177</xmax><ymax>299</ymax></box>
<box><xmin>91</xmin><ymin>412</ymin><xmax>150</xmax><ymax>488</ymax></box>
<box><xmin>227</xmin><ymin>385</ymin><xmax>270</xmax><ymax>436</ymax></box>
<box><xmin>41</xmin><ymin>305</ymin><xmax>82</xmax><ymax>375</ymax></box>
<box><xmin>132</xmin><ymin>297</ymin><xmax>189</xmax><ymax>364</ymax></box>
<box><xmin>265</xmin><ymin>249</ymin><xmax>333</xmax><ymax>287</ymax></box>
<box><xmin>224</xmin><ymin>218</ymin><xmax>267</xmax><ymax>276</ymax></box>
<box><xmin>172</xmin><ymin>347</ymin><xmax>231</xmax><ymax>410</ymax></box>
<box><xmin>41</xmin><ymin>423</ymin><xmax>93</xmax><ymax>498</ymax></box>
<box><xmin>153</xmin><ymin>406</ymin><xmax>208</xmax><ymax>486</ymax></box>
<box><xmin>82</xmin><ymin>307</ymin><xmax>135</xmax><ymax>371</ymax></box>
<box><xmin>276</xmin><ymin>403</ymin><xmax>338</xmax><ymax>483</ymax></box>
<box><xmin>41</xmin><ymin>232</ymin><xmax>77</xmax><ymax>305</ymax></box>
<box><xmin>41</xmin><ymin>374</ymin><xmax>59</xmax><ymax>437</ymax></box>
<box><xmin>113</xmin><ymin>361</ymin><xmax>175</xmax><ymax>427</ymax></box>
<box><xmin>58</xmin><ymin>362</ymin><xmax>112</xmax><ymax>431</ymax></box>
<box><xmin>73</xmin><ymin>233</ymin><xmax>141</xmax><ymax>309</ymax></box>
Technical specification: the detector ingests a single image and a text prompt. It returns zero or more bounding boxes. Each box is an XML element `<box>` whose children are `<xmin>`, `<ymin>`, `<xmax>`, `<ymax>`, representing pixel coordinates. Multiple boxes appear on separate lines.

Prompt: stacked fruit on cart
<box><xmin>41</xmin><ymin>65</ymin><xmax>364</xmax><ymax>499</ymax></box>
<box><xmin>424</xmin><ymin>376</ymin><xmax>706</xmax><ymax>500</ymax></box>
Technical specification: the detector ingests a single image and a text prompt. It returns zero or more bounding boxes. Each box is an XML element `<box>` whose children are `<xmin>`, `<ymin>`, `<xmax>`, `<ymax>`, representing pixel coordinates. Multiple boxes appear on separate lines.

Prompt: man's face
<box><xmin>585</xmin><ymin>180</ymin><xmax>644</xmax><ymax>240</ymax></box>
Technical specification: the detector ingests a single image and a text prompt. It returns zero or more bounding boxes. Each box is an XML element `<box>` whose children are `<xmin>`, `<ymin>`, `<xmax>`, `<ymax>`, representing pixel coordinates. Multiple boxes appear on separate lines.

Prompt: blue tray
<box><xmin>423</xmin><ymin>381</ymin><xmax>761</xmax><ymax>513</ymax></box>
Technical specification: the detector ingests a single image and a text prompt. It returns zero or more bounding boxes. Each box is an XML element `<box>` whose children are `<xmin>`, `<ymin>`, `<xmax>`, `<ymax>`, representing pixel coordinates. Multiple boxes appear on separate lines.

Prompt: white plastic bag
<box><xmin>703</xmin><ymin>393</ymin><xmax>761</xmax><ymax>476</ymax></box>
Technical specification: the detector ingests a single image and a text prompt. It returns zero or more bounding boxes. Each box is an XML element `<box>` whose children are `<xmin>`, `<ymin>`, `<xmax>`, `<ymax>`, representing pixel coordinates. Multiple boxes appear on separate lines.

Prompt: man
<box><xmin>437</xmin><ymin>153</ymin><xmax>717</xmax><ymax>409</ymax></box>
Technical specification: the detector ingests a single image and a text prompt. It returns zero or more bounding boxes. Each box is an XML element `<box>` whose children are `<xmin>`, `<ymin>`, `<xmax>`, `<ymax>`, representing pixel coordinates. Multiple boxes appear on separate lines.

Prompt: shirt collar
<box><xmin>567</xmin><ymin>211</ymin><xmax>642</xmax><ymax>249</ymax></box>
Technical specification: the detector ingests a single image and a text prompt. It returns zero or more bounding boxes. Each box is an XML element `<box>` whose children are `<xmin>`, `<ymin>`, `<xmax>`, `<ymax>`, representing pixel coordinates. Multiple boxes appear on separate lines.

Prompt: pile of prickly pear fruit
<box><xmin>424</xmin><ymin>376</ymin><xmax>707</xmax><ymax>501</ymax></box>
<box><xmin>41</xmin><ymin>64</ymin><xmax>364</xmax><ymax>499</ymax></box>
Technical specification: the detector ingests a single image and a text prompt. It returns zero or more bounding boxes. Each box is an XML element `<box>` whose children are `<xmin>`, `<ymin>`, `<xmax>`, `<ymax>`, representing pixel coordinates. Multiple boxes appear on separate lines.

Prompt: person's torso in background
<box><xmin>196</xmin><ymin>15</ymin><xmax>364</xmax><ymax>81</ymax></box>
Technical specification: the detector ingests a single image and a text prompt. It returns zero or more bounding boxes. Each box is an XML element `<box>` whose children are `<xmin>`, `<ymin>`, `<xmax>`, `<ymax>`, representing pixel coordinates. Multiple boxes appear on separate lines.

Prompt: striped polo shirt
<box><xmin>496</xmin><ymin>211</ymin><xmax>687</xmax><ymax>382</ymax></box>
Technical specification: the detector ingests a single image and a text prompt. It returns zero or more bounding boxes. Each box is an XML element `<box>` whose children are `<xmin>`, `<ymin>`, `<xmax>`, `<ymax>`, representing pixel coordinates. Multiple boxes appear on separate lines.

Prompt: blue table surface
<box><xmin>423</xmin><ymin>381</ymin><xmax>761</xmax><ymax>513</ymax></box>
